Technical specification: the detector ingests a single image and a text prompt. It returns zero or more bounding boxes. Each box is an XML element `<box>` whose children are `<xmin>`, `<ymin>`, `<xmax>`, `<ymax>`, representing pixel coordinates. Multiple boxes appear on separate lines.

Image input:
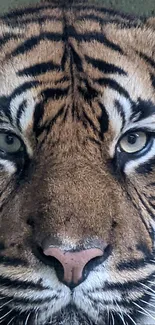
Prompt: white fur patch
<box><xmin>0</xmin><ymin>159</ymin><xmax>16</xmax><ymax>174</ymax></box>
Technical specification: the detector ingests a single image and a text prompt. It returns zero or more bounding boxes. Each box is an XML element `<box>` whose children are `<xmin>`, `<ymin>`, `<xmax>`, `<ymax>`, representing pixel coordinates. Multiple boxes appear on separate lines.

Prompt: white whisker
<box><xmin>25</xmin><ymin>312</ymin><xmax>31</xmax><ymax>325</ymax></box>
<box><xmin>140</xmin><ymin>299</ymin><xmax>155</xmax><ymax>309</ymax></box>
<box><xmin>125</xmin><ymin>312</ymin><xmax>138</xmax><ymax>325</ymax></box>
<box><xmin>133</xmin><ymin>301</ymin><xmax>155</xmax><ymax>321</ymax></box>
<box><xmin>34</xmin><ymin>310</ymin><xmax>39</xmax><ymax>325</ymax></box>
<box><xmin>7</xmin><ymin>316</ymin><xmax>16</xmax><ymax>325</ymax></box>
<box><xmin>110</xmin><ymin>310</ymin><xmax>115</xmax><ymax>325</ymax></box>
<box><xmin>0</xmin><ymin>299</ymin><xmax>13</xmax><ymax>310</ymax></box>
<box><xmin>0</xmin><ymin>308</ymin><xmax>13</xmax><ymax>322</ymax></box>
<box><xmin>140</xmin><ymin>282</ymin><xmax>155</xmax><ymax>295</ymax></box>
<box><xmin>115</xmin><ymin>300</ymin><xmax>128</xmax><ymax>325</ymax></box>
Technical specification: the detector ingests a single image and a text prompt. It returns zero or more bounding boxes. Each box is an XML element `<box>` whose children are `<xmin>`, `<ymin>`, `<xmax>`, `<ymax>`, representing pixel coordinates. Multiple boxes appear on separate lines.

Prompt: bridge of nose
<box><xmin>44</xmin><ymin>247</ymin><xmax>103</xmax><ymax>284</ymax></box>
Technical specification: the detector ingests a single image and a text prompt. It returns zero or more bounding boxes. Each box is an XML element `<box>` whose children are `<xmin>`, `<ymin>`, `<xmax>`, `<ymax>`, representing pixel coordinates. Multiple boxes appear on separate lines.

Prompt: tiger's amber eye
<box><xmin>0</xmin><ymin>133</ymin><xmax>22</xmax><ymax>153</ymax></box>
<box><xmin>119</xmin><ymin>131</ymin><xmax>147</xmax><ymax>153</ymax></box>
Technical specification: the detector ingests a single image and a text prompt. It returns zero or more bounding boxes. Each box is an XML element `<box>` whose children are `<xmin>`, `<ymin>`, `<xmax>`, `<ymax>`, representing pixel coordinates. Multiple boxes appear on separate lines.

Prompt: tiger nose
<box><xmin>43</xmin><ymin>247</ymin><xmax>103</xmax><ymax>286</ymax></box>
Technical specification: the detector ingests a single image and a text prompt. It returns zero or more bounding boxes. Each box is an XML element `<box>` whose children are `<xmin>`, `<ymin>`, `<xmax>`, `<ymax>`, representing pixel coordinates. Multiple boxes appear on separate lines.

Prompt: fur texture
<box><xmin>0</xmin><ymin>1</ymin><xmax>154</xmax><ymax>324</ymax></box>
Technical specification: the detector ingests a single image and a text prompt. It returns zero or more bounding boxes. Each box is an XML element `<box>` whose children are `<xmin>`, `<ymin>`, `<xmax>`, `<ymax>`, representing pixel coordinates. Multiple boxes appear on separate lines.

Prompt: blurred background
<box><xmin>0</xmin><ymin>0</ymin><xmax>154</xmax><ymax>16</ymax></box>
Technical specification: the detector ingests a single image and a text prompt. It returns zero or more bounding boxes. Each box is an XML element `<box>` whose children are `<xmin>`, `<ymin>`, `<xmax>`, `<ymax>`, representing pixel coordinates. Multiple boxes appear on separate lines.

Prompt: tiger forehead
<box><xmin>0</xmin><ymin>3</ymin><xmax>154</xmax><ymax>147</ymax></box>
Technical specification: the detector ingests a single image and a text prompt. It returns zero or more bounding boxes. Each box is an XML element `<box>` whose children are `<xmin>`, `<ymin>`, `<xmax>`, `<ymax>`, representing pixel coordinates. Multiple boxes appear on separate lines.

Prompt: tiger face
<box><xmin>0</xmin><ymin>1</ymin><xmax>155</xmax><ymax>324</ymax></box>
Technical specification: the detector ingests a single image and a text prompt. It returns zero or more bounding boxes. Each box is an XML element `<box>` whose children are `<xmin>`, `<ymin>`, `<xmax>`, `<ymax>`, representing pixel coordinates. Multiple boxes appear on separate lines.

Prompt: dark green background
<box><xmin>0</xmin><ymin>0</ymin><xmax>155</xmax><ymax>16</ymax></box>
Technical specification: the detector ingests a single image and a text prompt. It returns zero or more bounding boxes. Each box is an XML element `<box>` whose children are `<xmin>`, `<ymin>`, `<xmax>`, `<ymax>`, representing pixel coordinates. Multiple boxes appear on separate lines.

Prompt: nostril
<box><xmin>83</xmin><ymin>244</ymin><xmax>112</xmax><ymax>279</ymax></box>
<box><xmin>35</xmin><ymin>246</ymin><xmax>64</xmax><ymax>281</ymax></box>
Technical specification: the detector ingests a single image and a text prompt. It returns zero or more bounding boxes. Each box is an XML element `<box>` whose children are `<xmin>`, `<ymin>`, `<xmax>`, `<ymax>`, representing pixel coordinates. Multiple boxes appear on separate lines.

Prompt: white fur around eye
<box><xmin>0</xmin><ymin>159</ymin><xmax>16</xmax><ymax>174</ymax></box>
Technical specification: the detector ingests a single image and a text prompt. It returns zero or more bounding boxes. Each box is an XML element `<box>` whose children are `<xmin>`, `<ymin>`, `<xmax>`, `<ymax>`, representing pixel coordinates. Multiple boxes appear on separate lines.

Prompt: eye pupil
<box><xmin>5</xmin><ymin>135</ymin><xmax>14</xmax><ymax>145</ymax></box>
<box><xmin>127</xmin><ymin>134</ymin><xmax>138</xmax><ymax>145</ymax></box>
<box><xmin>119</xmin><ymin>131</ymin><xmax>147</xmax><ymax>154</ymax></box>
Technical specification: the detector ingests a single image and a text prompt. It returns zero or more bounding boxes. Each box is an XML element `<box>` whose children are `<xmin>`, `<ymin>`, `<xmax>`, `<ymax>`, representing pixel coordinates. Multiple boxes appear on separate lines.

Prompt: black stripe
<box><xmin>18</xmin><ymin>61</ymin><xmax>60</xmax><ymax>77</ymax></box>
<box><xmin>117</xmin><ymin>258</ymin><xmax>154</xmax><ymax>271</ymax></box>
<box><xmin>114</xmin><ymin>100</ymin><xmax>126</xmax><ymax>130</ymax></box>
<box><xmin>130</xmin><ymin>99</ymin><xmax>155</xmax><ymax>122</ymax></box>
<box><xmin>78</xmin><ymin>79</ymin><xmax>98</xmax><ymax>102</ymax></box>
<box><xmin>87</xmin><ymin>295</ymin><xmax>134</xmax><ymax>308</ymax></box>
<box><xmin>10</xmin><ymin>31</ymin><xmax>123</xmax><ymax>58</ymax></box>
<box><xmin>71</xmin><ymin>4</ymin><xmax>138</xmax><ymax>21</ymax></box>
<box><xmin>150</xmin><ymin>73</ymin><xmax>155</xmax><ymax>88</ymax></box>
<box><xmin>41</xmin><ymin>87</ymin><xmax>69</xmax><ymax>101</ymax></box>
<box><xmin>33</xmin><ymin>101</ymin><xmax>45</xmax><ymax>136</ymax></box>
<box><xmin>34</xmin><ymin>88</ymin><xmax>68</xmax><ymax>136</ymax></box>
<box><xmin>74</xmin><ymin>33</ymin><xmax>123</xmax><ymax>53</ymax></box>
<box><xmin>149</xmin><ymin>194</ymin><xmax>155</xmax><ymax>199</ymax></box>
<box><xmin>136</xmin><ymin>156</ymin><xmax>155</xmax><ymax>174</ymax></box>
<box><xmin>93</xmin><ymin>77</ymin><xmax>130</xmax><ymax>99</ymax></box>
<box><xmin>5</xmin><ymin>16</ymin><xmax>61</xmax><ymax>26</ymax></box>
<box><xmin>149</xmin><ymin>200</ymin><xmax>155</xmax><ymax>209</ymax></box>
<box><xmin>61</xmin><ymin>46</ymin><xmax>68</xmax><ymax>71</ymax></box>
<box><xmin>149</xmin><ymin>182</ymin><xmax>155</xmax><ymax>186</ymax></box>
<box><xmin>10</xmin><ymin>33</ymin><xmax>65</xmax><ymax>57</ymax></box>
<box><xmin>85</xmin><ymin>55</ymin><xmax>127</xmax><ymax>75</ymax></box>
<box><xmin>0</xmin><ymin>293</ymin><xmax>58</xmax><ymax>306</ymax></box>
<box><xmin>0</xmin><ymin>255</ymin><xmax>28</xmax><ymax>267</ymax></box>
<box><xmin>0</xmin><ymin>82</ymin><xmax>39</xmax><ymax>126</ymax></box>
<box><xmin>1</xmin><ymin>4</ymin><xmax>56</xmax><ymax>19</ymax></box>
<box><xmin>77</xmin><ymin>14</ymin><xmax>140</xmax><ymax>29</ymax></box>
<box><xmin>55</xmin><ymin>76</ymin><xmax>70</xmax><ymax>84</ymax></box>
<box><xmin>98</xmin><ymin>102</ymin><xmax>109</xmax><ymax>135</ymax></box>
<box><xmin>0</xmin><ymin>274</ymin><xmax>48</xmax><ymax>290</ymax></box>
<box><xmin>0</xmin><ymin>34</ymin><xmax>22</xmax><ymax>47</ymax></box>
<box><xmin>35</xmin><ymin>105</ymin><xmax>66</xmax><ymax>139</ymax></box>
<box><xmin>101</xmin><ymin>273</ymin><xmax>155</xmax><ymax>292</ymax></box>
<box><xmin>10</xmin><ymin>81</ymin><xmax>40</xmax><ymax>101</ymax></box>
<box><xmin>17</xmin><ymin>100</ymin><xmax>27</xmax><ymax>131</ymax></box>
<box><xmin>138</xmin><ymin>51</ymin><xmax>155</xmax><ymax>69</ymax></box>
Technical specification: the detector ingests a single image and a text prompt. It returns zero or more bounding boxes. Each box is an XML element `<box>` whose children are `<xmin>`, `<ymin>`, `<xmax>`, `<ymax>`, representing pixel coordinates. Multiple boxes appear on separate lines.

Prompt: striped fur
<box><xmin>0</xmin><ymin>1</ymin><xmax>154</xmax><ymax>324</ymax></box>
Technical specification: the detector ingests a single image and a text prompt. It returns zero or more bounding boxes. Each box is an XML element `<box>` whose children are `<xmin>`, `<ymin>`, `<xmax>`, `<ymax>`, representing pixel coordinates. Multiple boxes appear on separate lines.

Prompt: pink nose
<box><xmin>44</xmin><ymin>247</ymin><xmax>103</xmax><ymax>285</ymax></box>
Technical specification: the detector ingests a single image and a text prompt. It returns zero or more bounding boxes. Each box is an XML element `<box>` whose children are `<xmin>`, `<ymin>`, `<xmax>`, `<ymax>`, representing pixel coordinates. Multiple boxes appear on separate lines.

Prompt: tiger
<box><xmin>0</xmin><ymin>0</ymin><xmax>155</xmax><ymax>324</ymax></box>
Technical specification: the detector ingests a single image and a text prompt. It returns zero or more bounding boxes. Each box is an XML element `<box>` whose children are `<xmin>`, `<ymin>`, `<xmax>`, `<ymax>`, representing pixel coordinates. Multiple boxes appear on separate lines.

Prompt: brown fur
<box><xmin>0</xmin><ymin>1</ymin><xmax>154</xmax><ymax>324</ymax></box>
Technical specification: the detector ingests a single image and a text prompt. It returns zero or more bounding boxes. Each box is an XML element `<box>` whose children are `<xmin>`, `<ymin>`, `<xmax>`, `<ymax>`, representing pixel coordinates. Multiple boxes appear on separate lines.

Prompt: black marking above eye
<box><xmin>16</xmin><ymin>100</ymin><xmax>27</xmax><ymax>131</ymax></box>
<box><xmin>98</xmin><ymin>102</ymin><xmax>109</xmax><ymax>135</ymax></box>
<box><xmin>130</xmin><ymin>99</ymin><xmax>155</xmax><ymax>121</ymax></box>
<box><xmin>93</xmin><ymin>77</ymin><xmax>131</xmax><ymax>99</ymax></box>
<box><xmin>17</xmin><ymin>61</ymin><xmax>60</xmax><ymax>77</ymax></box>
<box><xmin>85</xmin><ymin>55</ymin><xmax>127</xmax><ymax>75</ymax></box>
<box><xmin>10</xmin><ymin>33</ymin><xmax>64</xmax><ymax>57</ymax></box>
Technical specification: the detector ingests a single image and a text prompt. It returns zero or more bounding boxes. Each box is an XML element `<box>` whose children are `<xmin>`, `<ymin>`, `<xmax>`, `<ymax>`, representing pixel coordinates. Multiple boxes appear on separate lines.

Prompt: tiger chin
<box><xmin>0</xmin><ymin>0</ymin><xmax>155</xmax><ymax>324</ymax></box>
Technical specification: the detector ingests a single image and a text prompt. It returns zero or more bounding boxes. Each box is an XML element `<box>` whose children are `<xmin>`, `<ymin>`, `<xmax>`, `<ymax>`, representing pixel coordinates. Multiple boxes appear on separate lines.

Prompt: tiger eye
<box><xmin>119</xmin><ymin>131</ymin><xmax>147</xmax><ymax>153</ymax></box>
<box><xmin>0</xmin><ymin>133</ymin><xmax>22</xmax><ymax>153</ymax></box>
